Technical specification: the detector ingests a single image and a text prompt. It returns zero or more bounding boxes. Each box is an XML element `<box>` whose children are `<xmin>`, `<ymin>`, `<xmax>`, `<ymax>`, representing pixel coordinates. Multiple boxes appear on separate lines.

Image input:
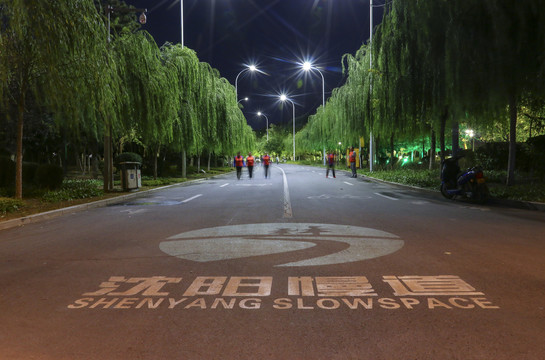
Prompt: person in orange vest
<box><xmin>263</xmin><ymin>153</ymin><xmax>271</xmax><ymax>178</ymax></box>
<box><xmin>326</xmin><ymin>151</ymin><xmax>336</xmax><ymax>178</ymax></box>
<box><xmin>349</xmin><ymin>147</ymin><xmax>357</xmax><ymax>178</ymax></box>
<box><xmin>234</xmin><ymin>152</ymin><xmax>244</xmax><ymax>180</ymax></box>
<box><xmin>246</xmin><ymin>152</ymin><xmax>255</xmax><ymax>179</ymax></box>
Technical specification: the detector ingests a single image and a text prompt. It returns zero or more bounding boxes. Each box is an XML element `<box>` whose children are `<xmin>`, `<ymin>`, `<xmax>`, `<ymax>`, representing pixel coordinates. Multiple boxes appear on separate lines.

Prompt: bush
<box><xmin>34</xmin><ymin>164</ymin><xmax>64</xmax><ymax>190</ymax></box>
<box><xmin>42</xmin><ymin>179</ymin><xmax>103</xmax><ymax>202</ymax></box>
<box><xmin>0</xmin><ymin>197</ymin><xmax>25</xmax><ymax>214</ymax></box>
<box><xmin>115</xmin><ymin>152</ymin><xmax>142</xmax><ymax>166</ymax></box>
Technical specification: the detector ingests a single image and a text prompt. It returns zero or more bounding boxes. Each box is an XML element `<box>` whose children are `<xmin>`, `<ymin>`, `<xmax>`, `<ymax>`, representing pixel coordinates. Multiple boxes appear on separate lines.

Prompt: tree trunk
<box><xmin>207</xmin><ymin>151</ymin><xmax>211</xmax><ymax>172</ymax></box>
<box><xmin>429</xmin><ymin>129</ymin><xmax>436</xmax><ymax>170</ymax></box>
<box><xmin>451</xmin><ymin>121</ymin><xmax>460</xmax><ymax>156</ymax></box>
<box><xmin>182</xmin><ymin>150</ymin><xmax>187</xmax><ymax>178</ymax></box>
<box><xmin>389</xmin><ymin>133</ymin><xmax>394</xmax><ymax>169</ymax></box>
<box><xmin>439</xmin><ymin>107</ymin><xmax>447</xmax><ymax>164</ymax></box>
<box><xmin>153</xmin><ymin>146</ymin><xmax>159</xmax><ymax>180</ymax></box>
<box><xmin>15</xmin><ymin>91</ymin><xmax>25</xmax><ymax>199</ymax></box>
<box><xmin>506</xmin><ymin>95</ymin><xmax>517</xmax><ymax>186</ymax></box>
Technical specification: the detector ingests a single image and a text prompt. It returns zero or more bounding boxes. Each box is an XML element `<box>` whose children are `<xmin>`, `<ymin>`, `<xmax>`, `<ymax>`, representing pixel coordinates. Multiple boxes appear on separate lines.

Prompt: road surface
<box><xmin>1</xmin><ymin>164</ymin><xmax>544</xmax><ymax>359</ymax></box>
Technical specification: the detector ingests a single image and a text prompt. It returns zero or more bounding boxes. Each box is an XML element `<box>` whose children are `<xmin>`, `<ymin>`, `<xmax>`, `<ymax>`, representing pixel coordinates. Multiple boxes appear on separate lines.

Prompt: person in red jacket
<box><xmin>349</xmin><ymin>147</ymin><xmax>357</xmax><ymax>178</ymax></box>
<box><xmin>234</xmin><ymin>152</ymin><xmax>244</xmax><ymax>180</ymax></box>
<box><xmin>326</xmin><ymin>151</ymin><xmax>336</xmax><ymax>178</ymax></box>
<box><xmin>263</xmin><ymin>153</ymin><xmax>271</xmax><ymax>178</ymax></box>
<box><xmin>246</xmin><ymin>152</ymin><xmax>255</xmax><ymax>179</ymax></box>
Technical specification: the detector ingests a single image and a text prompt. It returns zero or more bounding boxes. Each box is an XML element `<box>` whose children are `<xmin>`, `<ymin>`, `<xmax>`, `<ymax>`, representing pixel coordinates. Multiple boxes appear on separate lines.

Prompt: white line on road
<box><xmin>374</xmin><ymin>192</ymin><xmax>398</xmax><ymax>201</ymax></box>
<box><xmin>343</xmin><ymin>181</ymin><xmax>354</xmax><ymax>186</ymax></box>
<box><xmin>277</xmin><ymin>166</ymin><xmax>293</xmax><ymax>218</ymax></box>
<box><xmin>182</xmin><ymin>194</ymin><xmax>203</xmax><ymax>203</ymax></box>
<box><xmin>220</xmin><ymin>183</ymin><xmax>229</xmax><ymax>188</ymax></box>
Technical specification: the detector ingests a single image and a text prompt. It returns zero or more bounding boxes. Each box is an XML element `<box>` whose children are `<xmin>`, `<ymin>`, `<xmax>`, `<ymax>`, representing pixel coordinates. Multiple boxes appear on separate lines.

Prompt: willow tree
<box><xmin>0</xmin><ymin>0</ymin><xmax>107</xmax><ymax>198</ymax></box>
<box><xmin>113</xmin><ymin>31</ymin><xmax>177</xmax><ymax>179</ymax></box>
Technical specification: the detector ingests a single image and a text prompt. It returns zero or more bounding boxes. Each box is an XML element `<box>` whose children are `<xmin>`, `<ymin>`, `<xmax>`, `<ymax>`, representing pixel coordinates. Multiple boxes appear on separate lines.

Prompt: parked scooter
<box><xmin>440</xmin><ymin>153</ymin><xmax>489</xmax><ymax>203</ymax></box>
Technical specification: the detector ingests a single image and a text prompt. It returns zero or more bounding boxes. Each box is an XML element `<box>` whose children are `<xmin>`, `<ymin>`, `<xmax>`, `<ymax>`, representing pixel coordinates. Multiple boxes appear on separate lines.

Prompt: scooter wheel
<box><xmin>440</xmin><ymin>183</ymin><xmax>455</xmax><ymax>199</ymax></box>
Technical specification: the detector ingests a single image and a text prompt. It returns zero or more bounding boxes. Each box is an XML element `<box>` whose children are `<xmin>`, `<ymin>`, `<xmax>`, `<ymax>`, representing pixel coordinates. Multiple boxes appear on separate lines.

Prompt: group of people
<box><xmin>234</xmin><ymin>152</ymin><xmax>271</xmax><ymax>180</ymax></box>
<box><xmin>326</xmin><ymin>147</ymin><xmax>358</xmax><ymax>178</ymax></box>
<box><xmin>234</xmin><ymin>146</ymin><xmax>358</xmax><ymax>180</ymax></box>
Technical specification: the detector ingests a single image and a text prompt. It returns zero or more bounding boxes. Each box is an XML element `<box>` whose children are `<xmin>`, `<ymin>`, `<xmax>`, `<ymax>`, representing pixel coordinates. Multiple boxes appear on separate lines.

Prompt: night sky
<box><xmin>125</xmin><ymin>0</ymin><xmax>384</xmax><ymax>131</ymax></box>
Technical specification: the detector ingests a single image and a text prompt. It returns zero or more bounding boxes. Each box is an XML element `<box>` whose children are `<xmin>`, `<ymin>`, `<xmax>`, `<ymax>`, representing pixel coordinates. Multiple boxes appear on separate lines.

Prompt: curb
<box><xmin>0</xmin><ymin>178</ymin><xmax>207</xmax><ymax>232</ymax></box>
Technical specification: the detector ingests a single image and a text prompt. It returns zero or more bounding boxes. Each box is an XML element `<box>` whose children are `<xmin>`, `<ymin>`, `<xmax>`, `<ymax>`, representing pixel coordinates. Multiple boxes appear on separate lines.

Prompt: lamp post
<box><xmin>237</xmin><ymin>97</ymin><xmax>249</xmax><ymax>104</ymax></box>
<box><xmin>235</xmin><ymin>65</ymin><xmax>258</xmax><ymax>100</ymax></box>
<box><xmin>180</xmin><ymin>0</ymin><xmax>184</xmax><ymax>48</ymax></box>
<box><xmin>302</xmin><ymin>61</ymin><xmax>326</xmax><ymax>165</ymax></box>
<box><xmin>280</xmin><ymin>94</ymin><xmax>296</xmax><ymax>160</ymax></box>
<box><xmin>257</xmin><ymin>112</ymin><xmax>269</xmax><ymax>141</ymax></box>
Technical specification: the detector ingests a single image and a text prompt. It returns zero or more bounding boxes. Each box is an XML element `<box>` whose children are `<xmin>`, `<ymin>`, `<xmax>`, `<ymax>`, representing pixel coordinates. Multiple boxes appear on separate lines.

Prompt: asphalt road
<box><xmin>1</xmin><ymin>164</ymin><xmax>544</xmax><ymax>359</ymax></box>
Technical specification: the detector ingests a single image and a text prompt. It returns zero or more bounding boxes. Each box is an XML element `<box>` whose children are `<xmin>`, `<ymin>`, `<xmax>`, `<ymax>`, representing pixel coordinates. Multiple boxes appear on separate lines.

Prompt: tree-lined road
<box><xmin>1</xmin><ymin>164</ymin><xmax>544</xmax><ymax>359</ymax></box>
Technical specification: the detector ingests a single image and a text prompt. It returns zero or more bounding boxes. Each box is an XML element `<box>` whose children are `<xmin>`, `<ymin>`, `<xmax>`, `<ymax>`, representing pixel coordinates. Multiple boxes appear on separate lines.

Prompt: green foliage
<box><xmin>362</xmin><ymin>169</ymin><xmax>440</xmax><ymax>189</ymax></box>
<box><xmin>34</xmin><ymin>164</ymin><xmax>64</xmax><ymax>190</ymax></box>
<box><xmin>0</xmin><ymin>197</ymin><xmax>25</xmax><ymax>214</ymax></box>
<box><xmin>41</xmin><ymin>179</ymin><xmax>103</xmax><ymax>202</ymax></box>
<box><xmin>115</xmin><ymin>152</ymin><xmax>143</xmax><ymax>165</ymax></box>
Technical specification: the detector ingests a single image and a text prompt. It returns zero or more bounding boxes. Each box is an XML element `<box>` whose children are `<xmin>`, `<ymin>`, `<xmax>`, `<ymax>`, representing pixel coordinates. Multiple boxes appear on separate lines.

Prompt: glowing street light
<box><xmin>257</xmin><ymin>112</ymin><xmax>269</xmax><ymax>141</ymax></box>
<box><xmin>301</xmin><ymin>61</ymin><xmax>325</xmax><ymax>108</ymax></box>
<box><xmin>301</xmin><ymin>60</ymin><xmax>326</xmax><ymax>164</ymax></box>
<box><xmin>237</xmin><ymin>97</ymin><xmax>249</xmax><ymax>104</ymax></box>
<box><xmin>235</xmin><ymin>65</ymin><xmax>259</xmax><ymax>100</ymax></box>
<box><xmin>280</xmin><ymin>94</ymin><xmax>296</xmax><ymax>160</ymax></box>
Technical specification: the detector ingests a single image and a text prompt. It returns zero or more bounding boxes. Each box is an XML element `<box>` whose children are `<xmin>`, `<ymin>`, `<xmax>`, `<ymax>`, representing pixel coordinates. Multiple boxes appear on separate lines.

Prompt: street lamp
<box><xmin>180</xmin><ymin>0</ymin><xmax>184</xmax><ymax>48</ymax></box>
<box><xmin>237</xmin><ymin>97</ymin><xmax>249</xmax><ymax>104</ymax></box>
<box><xmin>301</xmin><ymin>60</ymin><xmax>326</xmax><ymax>164</ymax></box>
<box><xmin>257</xmin><ymin>112</ymin><xmax>269</xmax><ymax>141</ymax></box>
<box><xmin>280</xmin><ymin>94</ymin><xmax>296</xmax><ymax>160</ymax></box>
<box><xmin>235</xmin><ymin>65</ymin><xmax>258</xmax><ymax>100</ymax></box>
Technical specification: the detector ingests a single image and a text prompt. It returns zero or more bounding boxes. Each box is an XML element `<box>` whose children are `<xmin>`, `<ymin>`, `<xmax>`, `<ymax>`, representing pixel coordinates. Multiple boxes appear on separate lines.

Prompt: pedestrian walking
<box><xmin>326</xmin><ymin>151</ymin><xmax>336</xmax><ymax>178</ymax></box>
<box><xmin>246</xmin><ymin>152</ymin><xmax>255</xmax><ymax>179</ymax></box>
<box><xmin>234</xmin><ymin>152</ymin><xmax>244</xmax><ymax>180</ymax></box>
<box><xmin>263</xmin><ymin>153</ymin><xmax>271</xmax><ymax>178</ymax></box>
<box><xmin>276</xmin><ymin>156</ymin><xmax>279</xmax><ymax>165</ymax></box>
<box><xmin>349</xmin><ymin>147</ymin><xmax>357</xmax><ymax>178</ymax></box>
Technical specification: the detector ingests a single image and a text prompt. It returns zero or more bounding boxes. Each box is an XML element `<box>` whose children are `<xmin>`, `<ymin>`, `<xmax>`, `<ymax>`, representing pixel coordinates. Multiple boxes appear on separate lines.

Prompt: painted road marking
<box><xmin>120</xmin><ymin>209</ymin><xmax>148</xmax><ymax>215</ymax></box>
<box><xmin>375</xmin><ymin>192</ymin><xmax>399</xmax><ymax>201</ymax></box>
<box><xmin>220</xmin><ymin>183</ymin><xmax>229</xmax><ymax>188</ymax></box>
<box><xmin>161</xmin><ymin>223</ymin><xmax>403</xmax><ymax>266</ymax></box>
<box><xmin>235</xmin><ymin>183</ymin><xmax>273</xmax><ymax>187</ymax></box>
<box><xmin>277</xmin><ymin>167</ymin><xmax>293</xmax><ymax>218</ymax></box>
<box><xmin>307</xmin><ymin>194</ymin><xmax>372</xmax><ymax>200</ymax></box>
<box><xmin>343</xmin><ymin>181</ymin><xmax>353</xmax><ymax>186</ymax></box>
<box><xmin>182</xmin><ymin>194</ymin><xmax>203</xmax><ymax>203</ymax></box>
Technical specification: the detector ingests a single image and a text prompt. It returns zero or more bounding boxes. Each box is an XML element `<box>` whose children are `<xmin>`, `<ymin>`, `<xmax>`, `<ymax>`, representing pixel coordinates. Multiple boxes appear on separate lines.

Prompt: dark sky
<box><xmin>125</xmin><ymin>0</ymin><xmax>384</xmax><ymax>131</ymax></box>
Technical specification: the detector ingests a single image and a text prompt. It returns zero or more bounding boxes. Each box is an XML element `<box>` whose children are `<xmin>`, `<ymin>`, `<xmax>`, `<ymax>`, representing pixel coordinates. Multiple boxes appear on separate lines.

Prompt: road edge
<box><xmin>0</xmin><ymin>178</ymin><xmax>208</xmax><ymax>232</ymax></box>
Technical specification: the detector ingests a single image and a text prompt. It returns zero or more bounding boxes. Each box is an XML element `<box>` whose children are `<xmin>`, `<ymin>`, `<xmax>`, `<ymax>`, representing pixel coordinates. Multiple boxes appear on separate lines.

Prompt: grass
<box><xmin>0</xmin><ymin>166</ymin><xmax>234</xmax><ymax>222</ymax></box>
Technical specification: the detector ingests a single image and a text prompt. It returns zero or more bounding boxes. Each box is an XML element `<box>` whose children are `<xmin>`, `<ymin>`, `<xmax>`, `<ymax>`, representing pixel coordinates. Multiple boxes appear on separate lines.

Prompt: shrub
<box><xmin>0</xmin><ymin>197</ymin><xmax>25</xmax><ymax>214</ymax></box>
<box><xmin>34</xmin><ymin>164</ymin><xmax>64</xmax><ymax>190</ymax></box>
<box><xmin>115</xmin><ymin>152</ymin><xmax>142</xmax><ymax>166</ymax></box>
<box><xmin>42</xmin><ymin>179</ymin><xmax>103</xmax><ymax>202</ymax></box>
